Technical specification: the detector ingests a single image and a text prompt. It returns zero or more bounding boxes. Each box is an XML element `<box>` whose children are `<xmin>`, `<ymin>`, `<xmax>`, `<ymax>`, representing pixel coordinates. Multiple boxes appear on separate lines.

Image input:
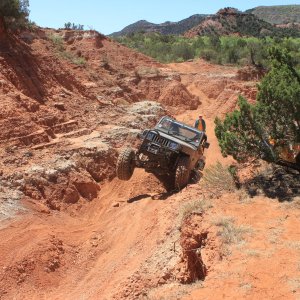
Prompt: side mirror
<box><xmin>204</xmin><ymin>142</ymin><xmax>210</xmax><ymax>149</ymax></box>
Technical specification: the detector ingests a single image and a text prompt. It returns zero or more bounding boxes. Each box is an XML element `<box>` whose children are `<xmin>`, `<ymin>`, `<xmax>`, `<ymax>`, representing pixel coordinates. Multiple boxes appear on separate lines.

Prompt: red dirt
<box><xmin>0</xmin><ymin>28</ymin><xmax>299</xmax><ymax>300</ymax></box>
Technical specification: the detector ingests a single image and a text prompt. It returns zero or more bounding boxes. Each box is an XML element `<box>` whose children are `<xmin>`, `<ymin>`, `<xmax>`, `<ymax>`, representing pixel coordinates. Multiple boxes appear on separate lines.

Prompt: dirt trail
<box><xmin>0</xmin><ymin>168</ymin><xmax>181</xmax><ymax>299</ymax></box>
<box><xmin>0</xmin><ymin>58</ymin><xmax>299</xmax><ymax>300</ymax></box>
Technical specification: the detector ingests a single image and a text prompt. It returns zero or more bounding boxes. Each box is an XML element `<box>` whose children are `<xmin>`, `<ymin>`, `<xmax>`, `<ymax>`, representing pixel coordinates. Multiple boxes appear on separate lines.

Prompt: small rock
<box><xmin>91</xmin><ymin>241</ymin><xmax>98</xmax><ymax>248</ymax></box>
<box><xmin>113</xmin><ymin>203</ymin><xmax>120</xmax><ymax>207</ymax></box>
<box><xmin>157</xmin><ymin>278</ymin><xmax>166</xmax><ymax>285</ymax></box>
<box><xmin>54</xmin><ymin>102</ymin><xmax>65</xmax><ymax>111</ymax></box>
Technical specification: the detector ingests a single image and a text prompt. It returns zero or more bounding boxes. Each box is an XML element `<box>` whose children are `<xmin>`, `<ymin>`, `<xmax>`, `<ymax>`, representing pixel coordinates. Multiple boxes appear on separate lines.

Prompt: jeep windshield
<box><xmin>155</xmin><ymin>117</ymin><xmax>202</xmax><ymax>145</ymax></box>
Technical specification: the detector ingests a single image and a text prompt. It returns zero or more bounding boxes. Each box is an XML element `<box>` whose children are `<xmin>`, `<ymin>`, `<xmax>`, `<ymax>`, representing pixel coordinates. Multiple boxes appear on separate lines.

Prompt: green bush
<box><xmin>0</xmin><ymin>0</ymin><xmax>29</xmax><ymax>29</ymax></box>
<box><xmin>215</xmin><ymin>47</ymin><xmax>300</xmax><ymax>163</ymax></box>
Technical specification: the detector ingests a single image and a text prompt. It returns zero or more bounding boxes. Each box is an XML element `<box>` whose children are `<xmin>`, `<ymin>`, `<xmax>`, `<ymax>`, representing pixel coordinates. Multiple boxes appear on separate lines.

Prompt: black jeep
<box><xmin>116</xmin><ymin>116</ymin><xmax>209</xmax><ymax>190</ymax></box>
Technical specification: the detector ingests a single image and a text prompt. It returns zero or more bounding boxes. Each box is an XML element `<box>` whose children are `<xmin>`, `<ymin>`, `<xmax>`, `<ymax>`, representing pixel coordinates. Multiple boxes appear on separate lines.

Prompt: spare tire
<box><xmin>116</xmin><ymin>148</ymin><xmax>135</xmax><ymax>180</ymax></box>
<box><xmin>175</xmin><ymin>156</ymin><xmax>191</xmax><ymax>190</ymax></box>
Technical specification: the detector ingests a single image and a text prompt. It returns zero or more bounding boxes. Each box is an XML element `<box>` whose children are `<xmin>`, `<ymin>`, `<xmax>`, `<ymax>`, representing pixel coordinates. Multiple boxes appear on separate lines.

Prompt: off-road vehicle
<box><xmin>116</xmin><ymin>116</ymin><xmax>209</xmax><ymax>190</ymax></box>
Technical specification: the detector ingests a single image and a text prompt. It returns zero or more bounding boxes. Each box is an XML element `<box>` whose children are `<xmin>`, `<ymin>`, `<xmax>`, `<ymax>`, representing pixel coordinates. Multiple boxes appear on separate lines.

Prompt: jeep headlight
<box><xmin>169</xmin><ymin>141</ymin><xmax>179</xmax><ymax>150</ymax></box>
<box><xmin>147</xmin><ymin>131</ymin><xmax>155</xmax><ymax>141</ymax></box>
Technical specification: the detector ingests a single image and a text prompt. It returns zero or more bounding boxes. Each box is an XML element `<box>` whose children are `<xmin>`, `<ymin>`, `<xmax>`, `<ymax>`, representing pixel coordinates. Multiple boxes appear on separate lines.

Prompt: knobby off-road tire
<box><xmin>116</xmin><ymin>148</ymin><xmax>135</xmax><ymax>180</ymax></box>
<box><xmin>175</xmin><ymin>156</ymin><xmax>191</xmax><ymax>190</ymax></box>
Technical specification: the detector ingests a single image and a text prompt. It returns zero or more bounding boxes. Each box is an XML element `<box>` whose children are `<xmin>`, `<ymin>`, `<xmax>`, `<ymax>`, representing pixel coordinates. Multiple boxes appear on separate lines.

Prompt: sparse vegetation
<box><xmin>48</xmin><ymin>34</ymin><xmax>64</xmax><ymax>50</ymax></box>
<box><xmin>181</xmin><ymin>197</ymin><xmax>212</xmax><ymax>221</ymax></box>
<box><xmin>245</xmin><ymin>249</ymin><xmax>261</xmax><ymax>257</ymax></box>
<box><xmin>237</xmin><ymin>188</ymin><xmax>252</xmax><ymax>203</ymax></box>
<box><xmin>201</xmin><ymin>161</ymin><xmax>236</xmax><ymax>196</ymax></box>
<box><xmin>213</xmin><ymin>216</ymin><xmax>252</xmax><ymax>257</ymax></box>
<box><xmin>268</xmin><ymin>227</ymin><xmax>284</xmax><ymax>244</ymax></box>
<box><xmin>291</xmin><ymin>197</ymin><xmax>300</xmax><ymax>208</ymax></box>
<box><xmin>135</xmin><ymin>66</ymin><xmax>161</xmax><ymax>78</ymax></box>
<box><xmin>64</xmin><ymin>22</ymin><xmax>84</xmax><ymax>30</ymax></box>
<box><xmin>287</xmin><ymin>278</ymin><xmax>300</xmax><ymax>292</ymax></box>
<box><xmin>286</xmin><ymin>241</ymin><xmax>300</xmax><ymax>251</ymax></box>
<box><xmin>48</xmin><ymin>33</ymin><xmax>86</xmax><ymax>66</ymax></box>
<box><xmin>214</xmin><ymin>216</ymin><xmax>252</xmax><ymax>244</ymax></box>
<box><xmin>60</xmin><ymin>51</ymin><xmax>86</xmax><ymax>66</ymax></box>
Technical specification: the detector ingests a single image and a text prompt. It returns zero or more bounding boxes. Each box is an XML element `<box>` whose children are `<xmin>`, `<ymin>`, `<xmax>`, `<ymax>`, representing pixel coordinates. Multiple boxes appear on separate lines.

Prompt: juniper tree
<box><xmin>0</xmin><ymin>0</ymin><xmax>29</xmax><ymax>30</ymax></box>
<box><xmin>215</xmin><ymin>47</ymin><xmax>300</xmax><ymax>163</ymax></box>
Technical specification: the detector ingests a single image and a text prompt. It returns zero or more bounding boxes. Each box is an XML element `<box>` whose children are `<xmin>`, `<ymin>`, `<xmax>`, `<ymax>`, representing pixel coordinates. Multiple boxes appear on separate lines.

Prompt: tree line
<box><xmin>114</xmin><ymin>32</ymin><xmax>300</xmax><ymax>71</ymax></box>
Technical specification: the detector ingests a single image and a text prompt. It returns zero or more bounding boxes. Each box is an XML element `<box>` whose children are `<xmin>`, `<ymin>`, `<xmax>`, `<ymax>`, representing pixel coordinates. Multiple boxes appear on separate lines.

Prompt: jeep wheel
<box><xmin>116</xmin><ymin>148</ymin><xmax>135</xmax><ymax>180</ymax></box>
<box><xmin>175</xmin><ymin>157</ymin><xmax>191</xmax><ymax>190</ymax></box>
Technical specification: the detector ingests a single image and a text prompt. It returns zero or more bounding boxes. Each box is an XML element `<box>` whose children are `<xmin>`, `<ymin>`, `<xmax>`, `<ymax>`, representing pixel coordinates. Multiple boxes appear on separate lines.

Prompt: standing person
<box><xmin>194</xmin><ymin>115</ymin><xmax>206</xmax><ymax>132</ymax></box>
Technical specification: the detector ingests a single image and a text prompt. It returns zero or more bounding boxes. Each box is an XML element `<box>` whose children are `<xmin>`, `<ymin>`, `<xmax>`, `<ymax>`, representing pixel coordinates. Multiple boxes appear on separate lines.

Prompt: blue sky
<box><xmin>29</xmin><ymin>0</ymin><xmax>300</xmax><ymax>35</ymax></box>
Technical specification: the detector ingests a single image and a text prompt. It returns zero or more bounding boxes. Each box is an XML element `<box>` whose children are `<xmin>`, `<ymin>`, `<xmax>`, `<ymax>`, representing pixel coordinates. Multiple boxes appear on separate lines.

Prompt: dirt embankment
<box><xmin>0</xmin><ymin>29</ymin><xmax>198</xmax><ymax>146</ymax></box>
<box><xmin>0</xmin><ymin>27</ymin><xmax>299</xmax><ymax>300</ymax></box>
<box><xmin>168</xmin><ymin>59</ymin><xmax>259</xmax><ymax>118</ymax></box>
<box><xmin>0</xmin><ymin>28</ymin><xmax>199</xmax><ymax>217</ymax></box>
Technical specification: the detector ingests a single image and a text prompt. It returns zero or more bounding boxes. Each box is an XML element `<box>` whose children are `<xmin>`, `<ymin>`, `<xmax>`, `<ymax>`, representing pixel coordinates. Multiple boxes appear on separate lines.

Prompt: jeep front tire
<box><xmin>175</xmin><ymin>156</ymin><xmax>191</xmax><ymax>190</ymax></box>
<box><xmin>116</xmin><ymin>148</ymin><xmax>135</xmax><ymax>180</ymax></box>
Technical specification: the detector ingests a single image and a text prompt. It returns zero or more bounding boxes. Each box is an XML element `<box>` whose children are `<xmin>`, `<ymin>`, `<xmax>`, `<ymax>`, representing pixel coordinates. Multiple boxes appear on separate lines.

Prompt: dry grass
<box><xmin>213</xmin><ymin>216</ymin><xmax>252</xmax><ymax>257</ymax></box>
<box><xmin>48</xmin><ymin>33</ymin><xmax>86</xmax><ymax>66</ymax></box>
<box><xmin>237</xmin><ymin>188</ymin><xmax>252</xmax><ymax>203</ymax></box>
<box><xmin>287</xmin><ymin>278</ymin><xmax>300</xmax><ymax>292</ymax></box>
<box><xmin>135</xmin><ymin>66</ymin><xmax>161</xmax><ymax>78</ymax></box>
<box><xmin>201</xmin><ymin>162</ymin><xmax>236</xmax><ymax>196</ymax></box>
<box><xmin>214</xmin><ymin>217</ymin><xmax>252</xmax><ymax>244</ymax></box>
<box><xmin>245</xmin><ymin>249</ymin><xmax>261</xmax><ymax>257</ymax></box>
<box><xmin>268</xmin><ymin>227</ymin><xmax>284</xmax><ymax>244</ymax></box>
<box><xmin>180</xmin><ymin>197</ymin><xmax>212</xmax><ymax>221</ymax></box>
<box><xmin>286</xmin><ymin>241</ymin><xmax>300</xmax><ymax>251</ymax></box>
<box><xmin>143</xmin><ymin>281</ymin><xmax>204</xmax><ymax>300</ymax></box>
<box><xmin>239</xmin><ymin>282</ymin><xmax>252</xmax><ymax>291</ymax></box>
<box><xmin>289</xmin><ymin>196</ymin><xmax>300</xmax><ymax>209</ymax></box>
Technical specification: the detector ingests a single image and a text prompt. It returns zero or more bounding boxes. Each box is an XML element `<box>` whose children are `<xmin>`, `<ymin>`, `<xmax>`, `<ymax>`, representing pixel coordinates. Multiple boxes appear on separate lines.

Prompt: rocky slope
<box><xmin>109</xmin><ymin>15</ymin><xmax>208</xmax><ymax>37</ymax></box>
<box><xmin>185</xmin><ymin>8</ymin><xmax>300</xmax><ymax>38</ymax></box>
<box><xmin>0</xmin><ymin>27</ymin><xmax>198</xmax><ymax>144</ymax></box>
<box><xmin>0</xmin><ymin>26</ymin><xmax>201</xmax><ymax>218</ymax></box>
<box><xmin>110</xmin><ymin>6</ymin><xmax>300</xmax><ymax>38</ymax></box>
<box><xmin>246</xmin><ymin>5</ymin><xmax>300</xmax><ymax>24</ymax></box>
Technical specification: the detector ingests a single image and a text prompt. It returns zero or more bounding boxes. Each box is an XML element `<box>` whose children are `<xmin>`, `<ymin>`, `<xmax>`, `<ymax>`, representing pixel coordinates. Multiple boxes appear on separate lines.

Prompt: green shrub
<box><xmin>215</xmin><ymin>47</ymin><xmax>300</xmax><ymax>164</ymax></box>
<box><xmin>48</xmin><ymin>34</ymin><xmax>86</xmax><ymax>66</ymax></box>
<box><xmin>0</xmin><ymin>0</ymin><xmax>29</xmax><ymax>29</ymax></box>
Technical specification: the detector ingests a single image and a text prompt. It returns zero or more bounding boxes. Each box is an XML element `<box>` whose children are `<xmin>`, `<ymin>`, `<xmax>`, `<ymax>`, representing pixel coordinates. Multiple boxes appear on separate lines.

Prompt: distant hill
<box><xmin>109</xmin><ymin>14</ymin><xmax>208</xmax><ymax>37</ymax></box>
<box><xmin>185</xmin><ymin>8</ymin><xmax>300</xmax><ymax>38</ymax></box>
<box><xmin>246</xmin><ymin>5</ymin><xmax>300</xmax><ymax>24</ymax></box>
<box><xmin>110</xmin><ymin>6</ymin><xmax>300</xmax><ymax>38</ymax></box>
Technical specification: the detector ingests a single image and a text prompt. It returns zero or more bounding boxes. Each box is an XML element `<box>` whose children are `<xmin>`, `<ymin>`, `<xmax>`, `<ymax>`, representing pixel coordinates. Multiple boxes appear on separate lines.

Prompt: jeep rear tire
<box><xmin>175</xmin><ymin>157</ymin><xmax>190</xmax><ymax>190</ymax></box>
<box><xmin>116</xmin><ymin>148</ymin><xmax>135</xmax><ymax>180</ymax></box>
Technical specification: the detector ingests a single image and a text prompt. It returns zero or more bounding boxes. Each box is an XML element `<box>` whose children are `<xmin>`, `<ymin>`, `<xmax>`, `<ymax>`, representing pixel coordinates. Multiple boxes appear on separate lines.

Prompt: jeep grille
<box><xmin>148</xmin><ymin>133</ymin><xmax>171</xmax><ymax>147</ymax></box>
